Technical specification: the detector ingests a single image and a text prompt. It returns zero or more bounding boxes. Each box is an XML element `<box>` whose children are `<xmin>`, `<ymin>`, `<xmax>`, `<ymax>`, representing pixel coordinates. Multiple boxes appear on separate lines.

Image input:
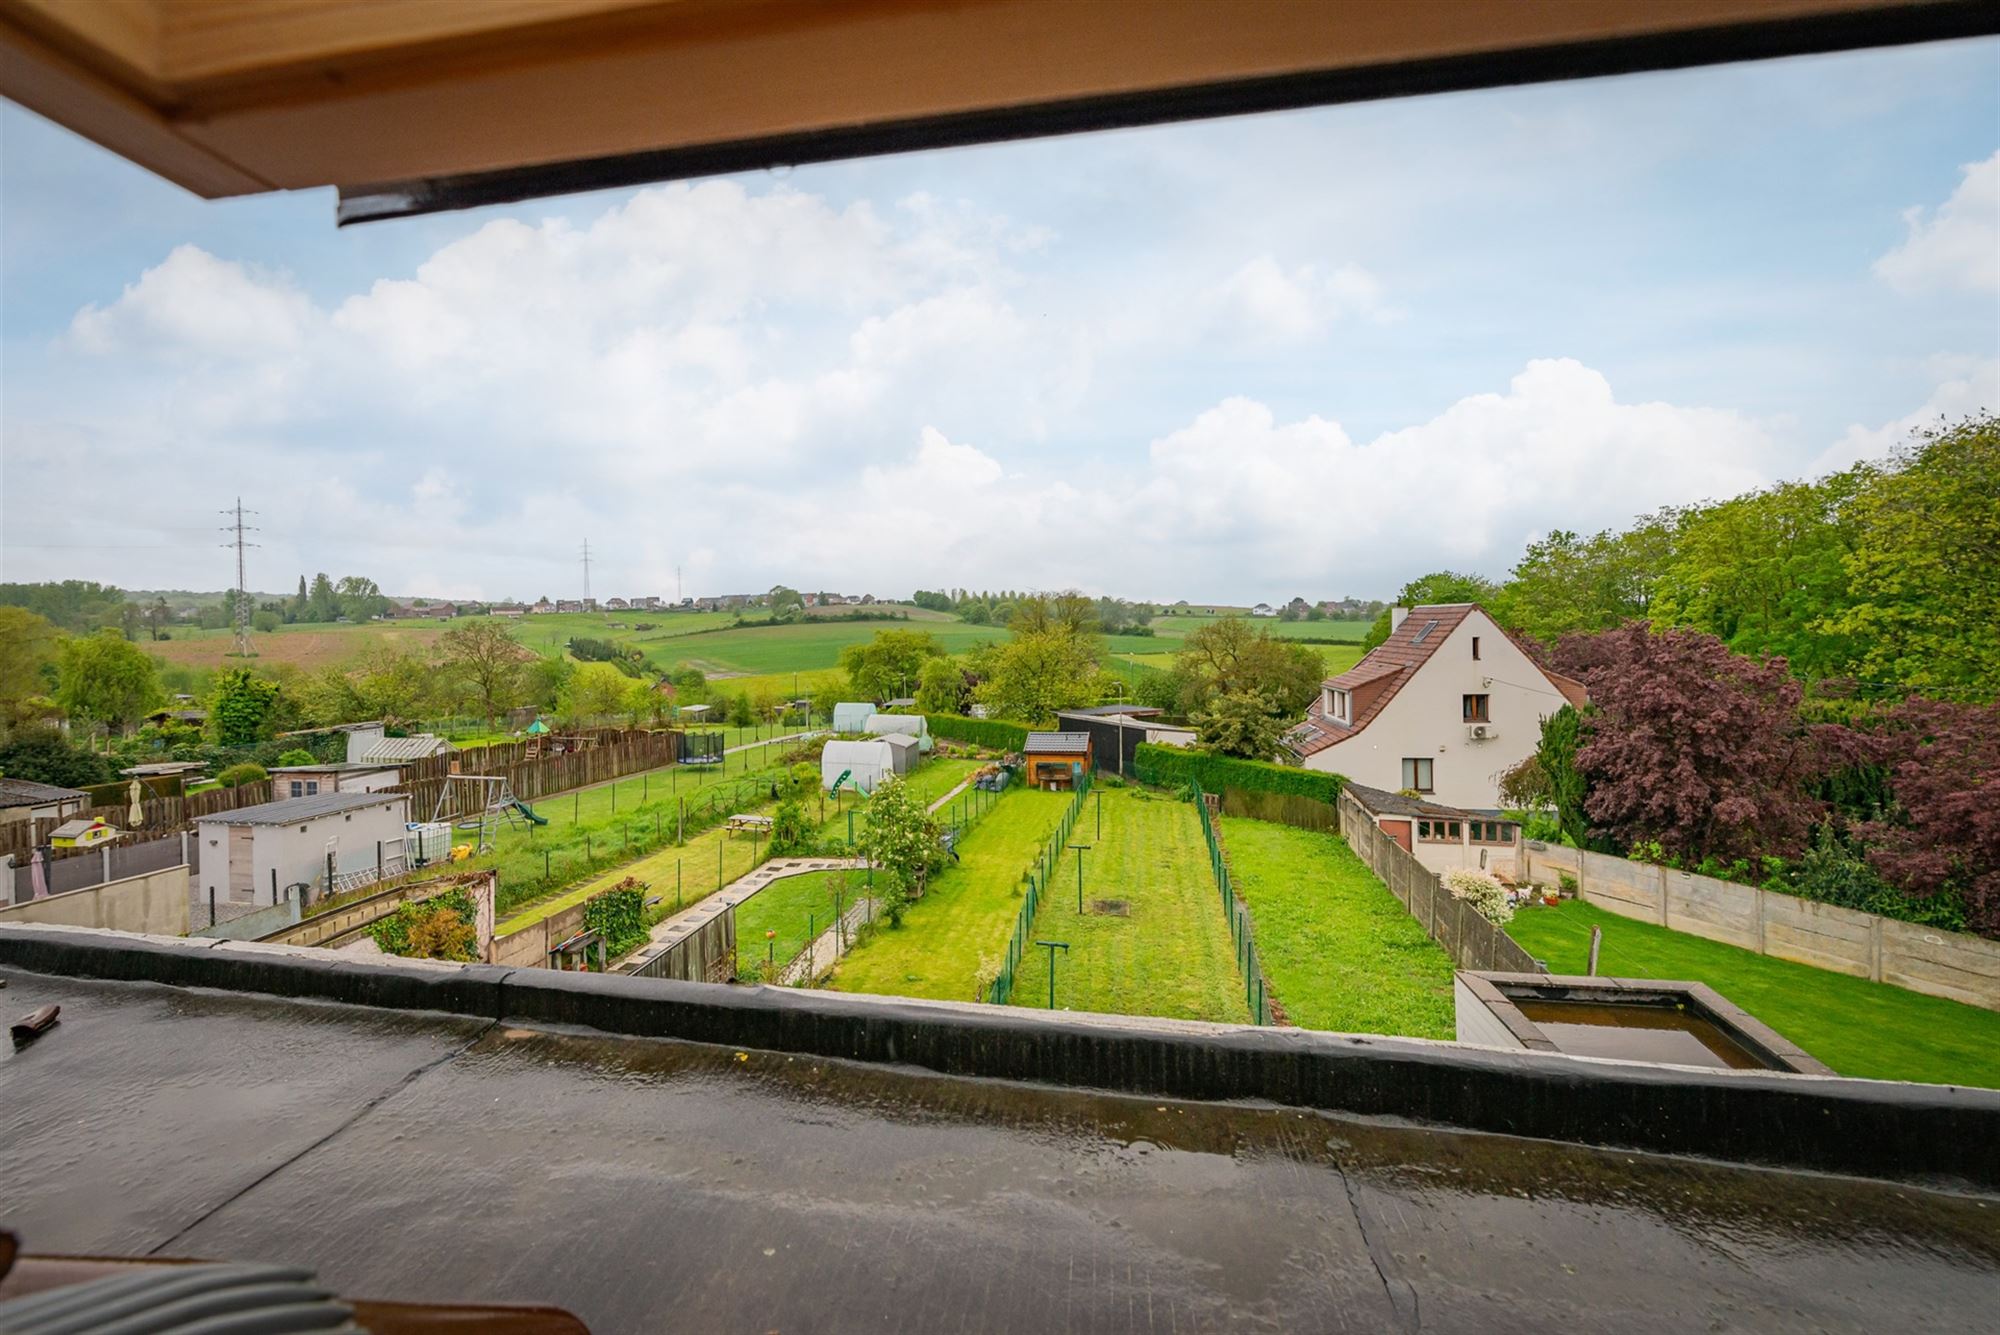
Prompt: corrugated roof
<box><xmin>1024</xmin><ymin>732</ymin><xmax>1091</xmax><ymax>754</ymax></box>
<box><xmin>196</xmin><ymin>791</ymin><xmax>407</xmax><ymax>826</ymax></box>
<box><xmin>1058</xmin><ymin>705</ymin><xmax>1164</xmax><ymax>719</ymax></box>
<box><xmin>0</xmin><ymin>777</ymin><xmax>87</xmax><ymax>804</ymax></box>
<box><xmin>358</xmin><ymin>734</ymin><xmax>453</xmax><ymax>762</ymax></box>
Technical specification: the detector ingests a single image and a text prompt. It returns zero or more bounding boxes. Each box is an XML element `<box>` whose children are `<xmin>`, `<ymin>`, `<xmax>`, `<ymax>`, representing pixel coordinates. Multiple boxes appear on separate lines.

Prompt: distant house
<box><xmin>0</xmin><ymin>777</ymin><xmax>87</xmax><ymax>827</ymax></box>
<box><xmin>556</xmin><ymin>599</ymin><xmax>585</xmax><ymax>613</ymax></box>
<box><xmin>531</xmin><ymin>599</ymin><xmax>556</xmax><ymax>614</ymax></box>
<box><xmin>268</xmin><ymin>763</ymin><xmax>406</xmax><ymax>800</ymax></box>
<box><xmin>604</xmin><ymin>597</ymin><xmax>630</xmax><ymax>610</ymax></box>
<box><xmin>1283</xmin><ymin>603</ymin><xmax>1588</xmax><ymax>809</ymax></box>
<box><xmin>144</xmin><ymin>707</ymin><xmax>207</xmax><ymax>727</ymax></box>
<box><xmin>491</xmin><ymin>603</ymin><xmax>527</xmax><ymax>618</ymax></box>
<box><xmin>632</xmin><ymin>596</ymin><xmax>662</xmax><ymax>610</ymax></box>
<box><xmin>1345</xmin><ymin>783</ymin><xmax>1521</xmax><ymax>880</ymax></box>
<box><xmin>1250</xmin><ymin>603</ymin><xmax>1277</xmax><ymax>617</ymax></box>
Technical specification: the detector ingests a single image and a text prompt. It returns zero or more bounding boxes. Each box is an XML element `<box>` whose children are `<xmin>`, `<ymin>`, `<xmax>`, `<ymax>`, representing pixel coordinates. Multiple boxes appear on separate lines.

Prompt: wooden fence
<box><xmin>389</xmin><ymin>728</ymin><xmax>686</xmax><ymax>822</ymax></box>
<box><xmin>0</xmin><ymin>781</ymin><xmax>274</xmax><ymax>862</ymax></box>
<box><xmin>1217</xmin><ymin>787</ymin><xmax>1339</xmax><ymax>832</ymax></box>
<box><xmin>627</xmin><ymin>912</ymin><xmax>736</xmax><ymax>983</ymax></box>
<box><xmin>1338</xmin><ymin>790</ymin><xmax>1542</xmax><ymax>974</ymax></box>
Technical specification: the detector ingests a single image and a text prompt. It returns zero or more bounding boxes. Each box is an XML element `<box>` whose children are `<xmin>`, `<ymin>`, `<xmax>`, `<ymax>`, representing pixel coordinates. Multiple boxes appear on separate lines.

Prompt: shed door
<box><xmin>228</xmin><ymin>825</ymin><xmax>255</xmax><ymax>900</ymax></box>
<box><xmin>1379</xmin><ymin>819</ymin><xmax>1413</xmax><ymax>853</ymax></box>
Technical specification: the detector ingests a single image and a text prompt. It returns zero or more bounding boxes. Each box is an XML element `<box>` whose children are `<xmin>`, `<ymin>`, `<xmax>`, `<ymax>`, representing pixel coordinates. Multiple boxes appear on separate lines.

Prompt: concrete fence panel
<box><xmin>0</xmin><ymin>865</ymin><xmax>188</xmax><ymax>936</ymax></box>
<box><xmin>1521</xmin><ymin>841</ymin><xmax>2000</xmax><ymax>1012</ymax></box>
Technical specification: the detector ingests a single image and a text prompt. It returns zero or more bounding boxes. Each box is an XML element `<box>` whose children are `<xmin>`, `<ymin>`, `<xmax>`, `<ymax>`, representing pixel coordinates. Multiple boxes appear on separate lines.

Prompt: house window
<box><xmin>1418</xmin><ymin>819</ymin><xmax>1461</xmax><ymax>842</ymax></box>
<box><xmin>1469</xmin><ymin>820</ymin><xmax>1516</xmax><ymax>844</ymax></box>
<box><xmin>1462</xmin><ymin>694</ymin><xmax>1490</xmax><ymax>722</ymax></box>
<box><xmin>1401</xmin><ymin>757</ymin><xmax>1434</xmax><ymax>792</ymax></box>
<box><xmin>1472</xmin><ymin>636</ymin><xmax>1481</xmax><ymax>660</ymax></box>
<box><xmin>1327</xmin><ymin>688</ymin><xmax>1351</xmax><ymax>723</ymax></box>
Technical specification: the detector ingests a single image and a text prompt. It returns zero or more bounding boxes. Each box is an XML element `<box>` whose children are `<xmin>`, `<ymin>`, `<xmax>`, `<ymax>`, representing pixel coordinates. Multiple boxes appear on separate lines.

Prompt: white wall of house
<box><xmin>275</xmin><ymin>767</ymin><xmax>404</xmax><ymax>798</ymax></box>
<box><xmin>199</xmin><ymin>798</ymin><xmax>410</xmax><ymax>904</ymax></box>
<box><xmin>1408</xmin><ymin>825</ymin><xmax>1520</xmax><ymax>880</ymax></box>
<box><xmin>1301</xmin><ymin>608</ymin><xmax>1569</xmax><ymax>809</ymax></box>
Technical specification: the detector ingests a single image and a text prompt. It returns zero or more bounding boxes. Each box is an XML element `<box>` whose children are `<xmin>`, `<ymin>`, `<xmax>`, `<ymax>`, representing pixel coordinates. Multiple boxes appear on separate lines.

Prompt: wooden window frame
<box><xmin>1401</xmin><ymin>757</ymin><xmax>1434</xmax><ymax>792</ymax></box>
<box><xmin>1418</xmin><ymin>818</ymin><xmax>1461</xmax><ymax>843</ymax></box>
<box><xmin>1462</xmin><ymin>694</ymin><xmax>1490</xmax><ymax>722</ymax></box>
<box><xmin>1472</xmin><ymin>635</ymin><xmax>1481</xmax><ymax>660</ymax></box>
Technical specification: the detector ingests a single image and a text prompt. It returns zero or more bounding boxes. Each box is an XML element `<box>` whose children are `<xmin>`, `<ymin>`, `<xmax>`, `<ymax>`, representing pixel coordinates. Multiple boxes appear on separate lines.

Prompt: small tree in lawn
<box><xmin>769</xmin><ymin>798</ymin><xmax>815</xmax><ymax>856</ymax></box>
<box><xmin>1192</xmin><ymin>688</ymin><xmax>1285</xmax><ymax>759</ymax></box>
<box><xmin>856</xmin><ymin>776</ymin><xmax>944</xmax><ymax>926</ymax></box>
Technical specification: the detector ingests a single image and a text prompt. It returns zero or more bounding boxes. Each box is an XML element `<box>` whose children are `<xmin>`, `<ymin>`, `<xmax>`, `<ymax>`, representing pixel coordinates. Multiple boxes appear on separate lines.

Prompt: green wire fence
<box><xmin>1193</xmin><ymin>781</ymin><xmax>1272</xmax><ymax>1025</ymax></box>
<box><xmin>988</xmin><ymin>769</ymin><xmax>1093</xmax><ymax>1006</ymax></box>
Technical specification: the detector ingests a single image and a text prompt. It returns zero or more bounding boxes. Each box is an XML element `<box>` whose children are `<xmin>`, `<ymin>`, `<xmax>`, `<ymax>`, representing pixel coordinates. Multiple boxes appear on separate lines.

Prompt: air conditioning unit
<box><xmin>1467</xmin><ymin>724</ymin><xmax>1494</xmax><ymax>742</ymax></box>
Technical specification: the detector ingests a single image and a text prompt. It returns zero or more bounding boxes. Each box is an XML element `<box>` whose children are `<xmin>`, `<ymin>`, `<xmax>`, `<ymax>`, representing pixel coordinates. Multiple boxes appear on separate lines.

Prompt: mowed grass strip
<box><xmin>1507</xmin><ymin>900</ymin><xmax>2000</xmax><ymax>1089</ymax></box>
<box><xmin>1219</xmin><ymin>817</ymin><xmax>1454</xmax><ymax>1039</ymax></box>
<box><xmin>735</xmin><ymin>869</ymin><xmax>859</xmax><ymax>979</ymax></box>
<box><xmin>831</xmin><ymin>787</ymin><xmax>1072</xmax><ymax>1003</ymax></box>
<box><xmin>1010</xmin><ymin>788</ymin><xmax>1251</xmax><ymax>1024</ymax></box>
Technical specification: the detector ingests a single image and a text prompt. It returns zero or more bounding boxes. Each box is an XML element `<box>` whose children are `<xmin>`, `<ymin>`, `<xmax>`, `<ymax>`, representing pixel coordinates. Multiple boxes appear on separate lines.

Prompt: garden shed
<box><xmin>864</xmin><ymin>712</ymin><xmax>932</xmax><ymax>752</ymax></box>
<box><xmin>832</xmin><ymin>702</ymin><xmax>876</xmax><ymax>733</ymax></box>
<box><xmin>196</xmin><ymin>791</ymin><xmax>411</xmax><ymax>910</ymax></box>
<box><xmin>879</xmin><ymin>733</ymin><xmax>920</xmax><ymax>776</ymax></box>
<box><xmin>821</xmin><ymin>739</ymin><xmax>896</xmax><ymax>795</ymax></box>
<box><xmin>1022</xmin><ymin>732</ymin><xmax>1092</xmax><ymax>789</ymax></box>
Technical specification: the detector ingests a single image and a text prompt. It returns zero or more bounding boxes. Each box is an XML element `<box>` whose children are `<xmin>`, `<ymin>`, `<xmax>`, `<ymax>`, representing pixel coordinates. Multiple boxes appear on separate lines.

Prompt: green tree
<box><xmin>1494</xmin><ymin>519</ymin><xmax>1672</xmax><ymax>642</ymax></box>
<box><xmin>769</xmin><ymin>798</ymin><xmax>815</xmax><ymax>855</ymax></box>
<box><xmin>56</xmin><ymin>628</ymin><xmax>161</xmax><ymax>732</ymax></box>
<box><xmin>293</xmin><ymin>575</ymin><xmax>309</xmax><ymax>622</ymax></box>
<box><xmin>913</xmin><ymin>657</ymin><xmax>970</xmax><ymax>714</ymax></box>
<box><xmin>1193</xmin><ymin>689</ymin><xmax>1285</xmax><ymax>759</ymax></box>
<box><xmin>727</xmin><ymin>692</ymin><xmax>757</xmax><ymax>727</ymax></box>
<box><xmin>275</xmin><ymin>747</ymin><xmax>318</xmax><ymax>767</ymax></box>
<box><xmin>306</xmin><ymin>573</ymin><xmax>339</xmax><ymax>623</ymax></box>
<box><xmin>0</xmin><ymin>607</ymin><xmax>61</xmax><ymax>723</ymax></box>
<box><xmin>1363</xmin><ymin>571</ymin><xmax>1501</xmax><ymax>648</ymax></box>
<box><xmin>558</xmin><ymin>661</ymin><xmax>631</xmax><ymax>724</ymax></box>
<box><xmin>1530</xmin><ymin>705</ymin><xmax>1590</xmax><ymax>848</ymax></box>
<box><xmin>438</xmin><ymin>619</ymin><xmax>529</xmax><ymax>727</ymax></box>
<box><xmin>856</xmin><ymin>776</ymin><xmax>945</xmax><ymax>926</ymax></box>
<box><xmin>349</xmin><ymin>647</ymin><xmax>441</xmax><ymax>723</ymax></box>
<box><xmin>209</xmin><ymin>666</ymin><xmax>282</xmax><ymax>746</ymax></box>
<box><xmin>1172</xmin><ymin>617</ymin><xmax>1323</xmax><ymax>720</ymax></box>
<box><xmin>1829</xmin><ymin>414</ymin><xmax>1999</xmax><ymax>700</ymax></box>
<box><xmin>767</xmin><ymin>585</ymin><xmax>806</xmax><ymax>622</ymax></box>
<box><xmin>839</xmin><ymin>629</ymin><xmax>947</xmax><ymax>700</ymax></box>
<box><xmin>335</xmin><ymin>575</ymin><xmax>390</xmax><ymax>621</ymax></box>
<box><xmin>973</xmin><ymin>627</ymin><xmax>1099</xmax><ymax>723</ymax></box>
<box><xmin>0</xmin><ymin>726</ymin><xmax>112</xmax><ymax>787</ymax></box>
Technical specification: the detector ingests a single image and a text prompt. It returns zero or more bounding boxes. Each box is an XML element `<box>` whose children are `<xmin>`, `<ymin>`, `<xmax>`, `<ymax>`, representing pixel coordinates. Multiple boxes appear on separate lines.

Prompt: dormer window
<box><xmin>1325</xmin><ymin>687</ymin><xmax>1351</xmax><ymax>723</ymax></box>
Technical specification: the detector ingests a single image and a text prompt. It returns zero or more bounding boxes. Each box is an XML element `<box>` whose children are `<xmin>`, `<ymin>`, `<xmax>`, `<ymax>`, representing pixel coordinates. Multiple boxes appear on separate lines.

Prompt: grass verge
<box><xmin>1219</xmin><ymin>817</ymin><xmax>1454</xmax><ymax>1039</ymax></box>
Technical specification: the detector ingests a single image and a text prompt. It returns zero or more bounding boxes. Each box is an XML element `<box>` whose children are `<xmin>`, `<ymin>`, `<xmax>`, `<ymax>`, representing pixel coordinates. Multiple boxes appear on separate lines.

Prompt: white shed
<box><xmin>196</xmin><ymin>791</ymin><xmax>411</xmax><ymax>909</ymax></box>
<box><xmin>864</xmin><ymin>712</ymin><xmax>932</xmax><ymax>752</ymax></box>
<box><xmin>822</xmin><ymin>739</ymin><xmax>897</xmax><ymax>794</ymax></box>
<box><xmin>832</xmin><ymin>702</ymin><xmax>876</xmax><ymax>733</ymax></box>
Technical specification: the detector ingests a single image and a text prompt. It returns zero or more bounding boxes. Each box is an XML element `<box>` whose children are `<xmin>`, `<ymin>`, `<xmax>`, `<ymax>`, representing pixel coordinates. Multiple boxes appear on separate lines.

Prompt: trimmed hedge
<box><xmin>1131</xmin><ymin>743</ymin><xmax>1345</xmax><ymax>803</ymax></box>
<box><xmin>925</xmin><ymin>714</ymin><xmax>1029</xmax><ymax>752</ymax></box>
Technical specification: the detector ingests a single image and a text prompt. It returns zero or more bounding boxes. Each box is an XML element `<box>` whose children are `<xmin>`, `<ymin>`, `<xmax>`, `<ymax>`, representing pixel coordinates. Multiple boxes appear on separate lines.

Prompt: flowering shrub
<box><xmin>1444</xmin><ymin>867</ymin><xmax>1513</xmax><ymax>925</ymax></box>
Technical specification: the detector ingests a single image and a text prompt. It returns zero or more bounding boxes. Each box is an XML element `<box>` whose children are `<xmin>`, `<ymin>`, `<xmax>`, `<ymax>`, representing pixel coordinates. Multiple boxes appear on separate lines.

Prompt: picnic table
<box><xmin>725</xmin><ymin>814</ymin><xmax>775</xmax><ymax>834</ymax></box>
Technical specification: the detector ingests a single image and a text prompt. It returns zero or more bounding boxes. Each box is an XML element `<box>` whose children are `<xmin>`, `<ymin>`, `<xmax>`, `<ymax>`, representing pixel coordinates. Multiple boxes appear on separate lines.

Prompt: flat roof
<box><xmin>195</xmin><ymin>791</ymin><xmax>407</xmax><ymax>826</ymax></box>
<box><xmin>2</xmin><ymin>967</ymin><xmax>1988</xmax><ymax>1332</ymax></box>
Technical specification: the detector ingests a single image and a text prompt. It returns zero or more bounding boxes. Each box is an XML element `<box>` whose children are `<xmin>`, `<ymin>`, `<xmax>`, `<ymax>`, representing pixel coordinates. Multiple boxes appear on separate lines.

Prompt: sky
<box><xmin>1</xmin><ymin>37</ymin><xmax>1995</xmax><ymax>606</ymax></box>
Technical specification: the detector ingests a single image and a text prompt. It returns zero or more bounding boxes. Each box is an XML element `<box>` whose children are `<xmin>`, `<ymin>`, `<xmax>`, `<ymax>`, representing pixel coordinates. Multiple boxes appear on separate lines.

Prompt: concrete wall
<box><xmin>1521</xmin><ymin>843</ymin><xmax>2000</xmax><ymax>1012</ymax></box>
<box><xmin>1303</xmin><ymin>607</ymin><xmax>1569</xmax><ymax>808</ymax></box>
<box><xmin>1453</xmin><ymin>974</ymin><xmax>1525</xmax><ymax>1049</ymax></box>
<box><xmin>0</xmin><ymin>864</ymin><xmax>187</xmax><ymax>936</ymax></box>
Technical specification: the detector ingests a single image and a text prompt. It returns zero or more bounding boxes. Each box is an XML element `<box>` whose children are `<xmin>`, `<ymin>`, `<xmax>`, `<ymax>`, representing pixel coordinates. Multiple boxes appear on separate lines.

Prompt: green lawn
<box><xmin>831</xmin><ymin>787</ymin><xmax>1073</xmax><ymax>1003</ymax></box>
<box><xmin>1009</xmin><ymin>787</ymin><xmax>1251</xmax><ymax>1023</ymax></box>
<box><xmin>1507</xmin><ymin>900</ymin><xmax>2000</xmax><ymax>1089</ymax></box>
<box><xmin>1220</xmin><ymin>817</ymin><xmax>1455</xmax><ymax>1039</ymax></box>
<box><xmin>734</xmin><ymin>869</ymin><xmax>860</xmax><ymax>980</ymax></box>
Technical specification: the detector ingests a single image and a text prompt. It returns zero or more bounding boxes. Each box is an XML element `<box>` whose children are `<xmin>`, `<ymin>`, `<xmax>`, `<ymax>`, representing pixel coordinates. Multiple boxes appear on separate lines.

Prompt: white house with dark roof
<box><xmin>1283</xmin><ymin>604</ymin><xmax>1587</xmax><ymax>809</ymax></box>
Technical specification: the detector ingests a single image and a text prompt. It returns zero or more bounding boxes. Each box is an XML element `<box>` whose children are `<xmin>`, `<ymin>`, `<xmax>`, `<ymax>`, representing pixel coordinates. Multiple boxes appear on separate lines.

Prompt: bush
<box><xmin>1130</xmin><ymin>743</ymin><xmax>1344</xmax><ymax>803</ymax></box>
<box><xmin>769</xmin><ymin>798</ymin><xmax>815</xmax><ymax>855</ymax></box>
<box><xmin>581</xmin><ymin>879</ymin><xmax>651</xmax><ymax>957</ymax></box>
<box><xmin>926</xmin><ymin>713</ymin><xmax>1028</xmax><ymax>752</ymax></box>
<box><xmin>275</xmin><ymin>748</ymin><xmax>317</xmax><ymax>767</ymax></box>
<box><xmin>1444</xmin><ymin>868</ymin><xmax>1513</xmax><ymax>925</ymax></box>
<box><xmin>370</xmin><ymin>888</ymin><xmax>479</xmax><ymax>961</ymax></box>
<box><xmin>214</xmin><ymin>762</ymin><xmax>268</xmax><ymax>788</ymax></box>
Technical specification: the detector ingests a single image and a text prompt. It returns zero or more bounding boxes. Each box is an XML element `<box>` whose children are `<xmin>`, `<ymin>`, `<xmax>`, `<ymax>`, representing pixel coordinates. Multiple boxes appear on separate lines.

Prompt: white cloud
<box><xmin>1202</xmin><ymin>255</ymin><xmax>1389</xmax><ymax>341</ymax></box>
<box><xmin>1874</xmin><ymin>149</ymin><xmax>2000</xmax><ymax>295</ymax></box>
<box><xmin>68</xmin><ymin>244</ymin><xmax>315</xmax><ymax>358</ymax></box>
<box><xmin>1812</xmin><ymin>354</ymin><xmax>1999</xmax><ymax>474</ymax></box>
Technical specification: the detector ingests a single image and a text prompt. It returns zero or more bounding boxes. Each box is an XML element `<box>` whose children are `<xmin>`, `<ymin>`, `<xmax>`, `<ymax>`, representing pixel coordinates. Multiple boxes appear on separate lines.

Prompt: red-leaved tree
<box><xmin>1553</xmin><ymin>623</ymin><xmax>1831</xmax><ymax>864</ymax></box>
<box><xmin>1856</xmin><ymin>697</ymin><xmax>2000</xmax><ymax>937</ymax></box>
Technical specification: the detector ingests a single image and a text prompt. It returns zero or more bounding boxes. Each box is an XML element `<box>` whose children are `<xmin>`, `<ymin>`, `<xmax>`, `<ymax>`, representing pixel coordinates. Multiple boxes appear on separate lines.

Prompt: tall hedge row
<box><xmin>1130</xmin><ymin>743</ymin><xmax>1345</xmax><ymax>803</ymax></box>
<box><xmin>925</xmin><ymin>714</ymin><xmax>1030</xmax><ymax>751</ymax></box>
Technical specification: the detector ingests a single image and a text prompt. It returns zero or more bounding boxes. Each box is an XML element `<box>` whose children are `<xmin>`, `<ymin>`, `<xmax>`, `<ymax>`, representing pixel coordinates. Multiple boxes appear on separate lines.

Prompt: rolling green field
<box><xmin>830</xmin><ymin>786</ymin><xmax>1072</xmax><ymax>1003</ymax></box>
<box><xmin>1507</xmin><ymin>901</ymin><xmax>2000</xmax><ymax>1089</ymax></box>
<box><xmin>1219</xmin><ymin>817</ymin><xmax>1455</xmax><ymax>1038</ymax></box>
<box><xmin>1009</xmin><ymin>787</ymin><xmax>1251</xmax><ymax>1023</ymax></box>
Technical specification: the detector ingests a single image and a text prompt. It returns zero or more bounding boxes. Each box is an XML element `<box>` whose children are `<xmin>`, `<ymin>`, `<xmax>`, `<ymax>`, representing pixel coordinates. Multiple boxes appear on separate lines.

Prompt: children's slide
<box><xmin>513</xmin><ymin>800</ymin><xmax>549</xmax><ymax>826</ymax></box>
